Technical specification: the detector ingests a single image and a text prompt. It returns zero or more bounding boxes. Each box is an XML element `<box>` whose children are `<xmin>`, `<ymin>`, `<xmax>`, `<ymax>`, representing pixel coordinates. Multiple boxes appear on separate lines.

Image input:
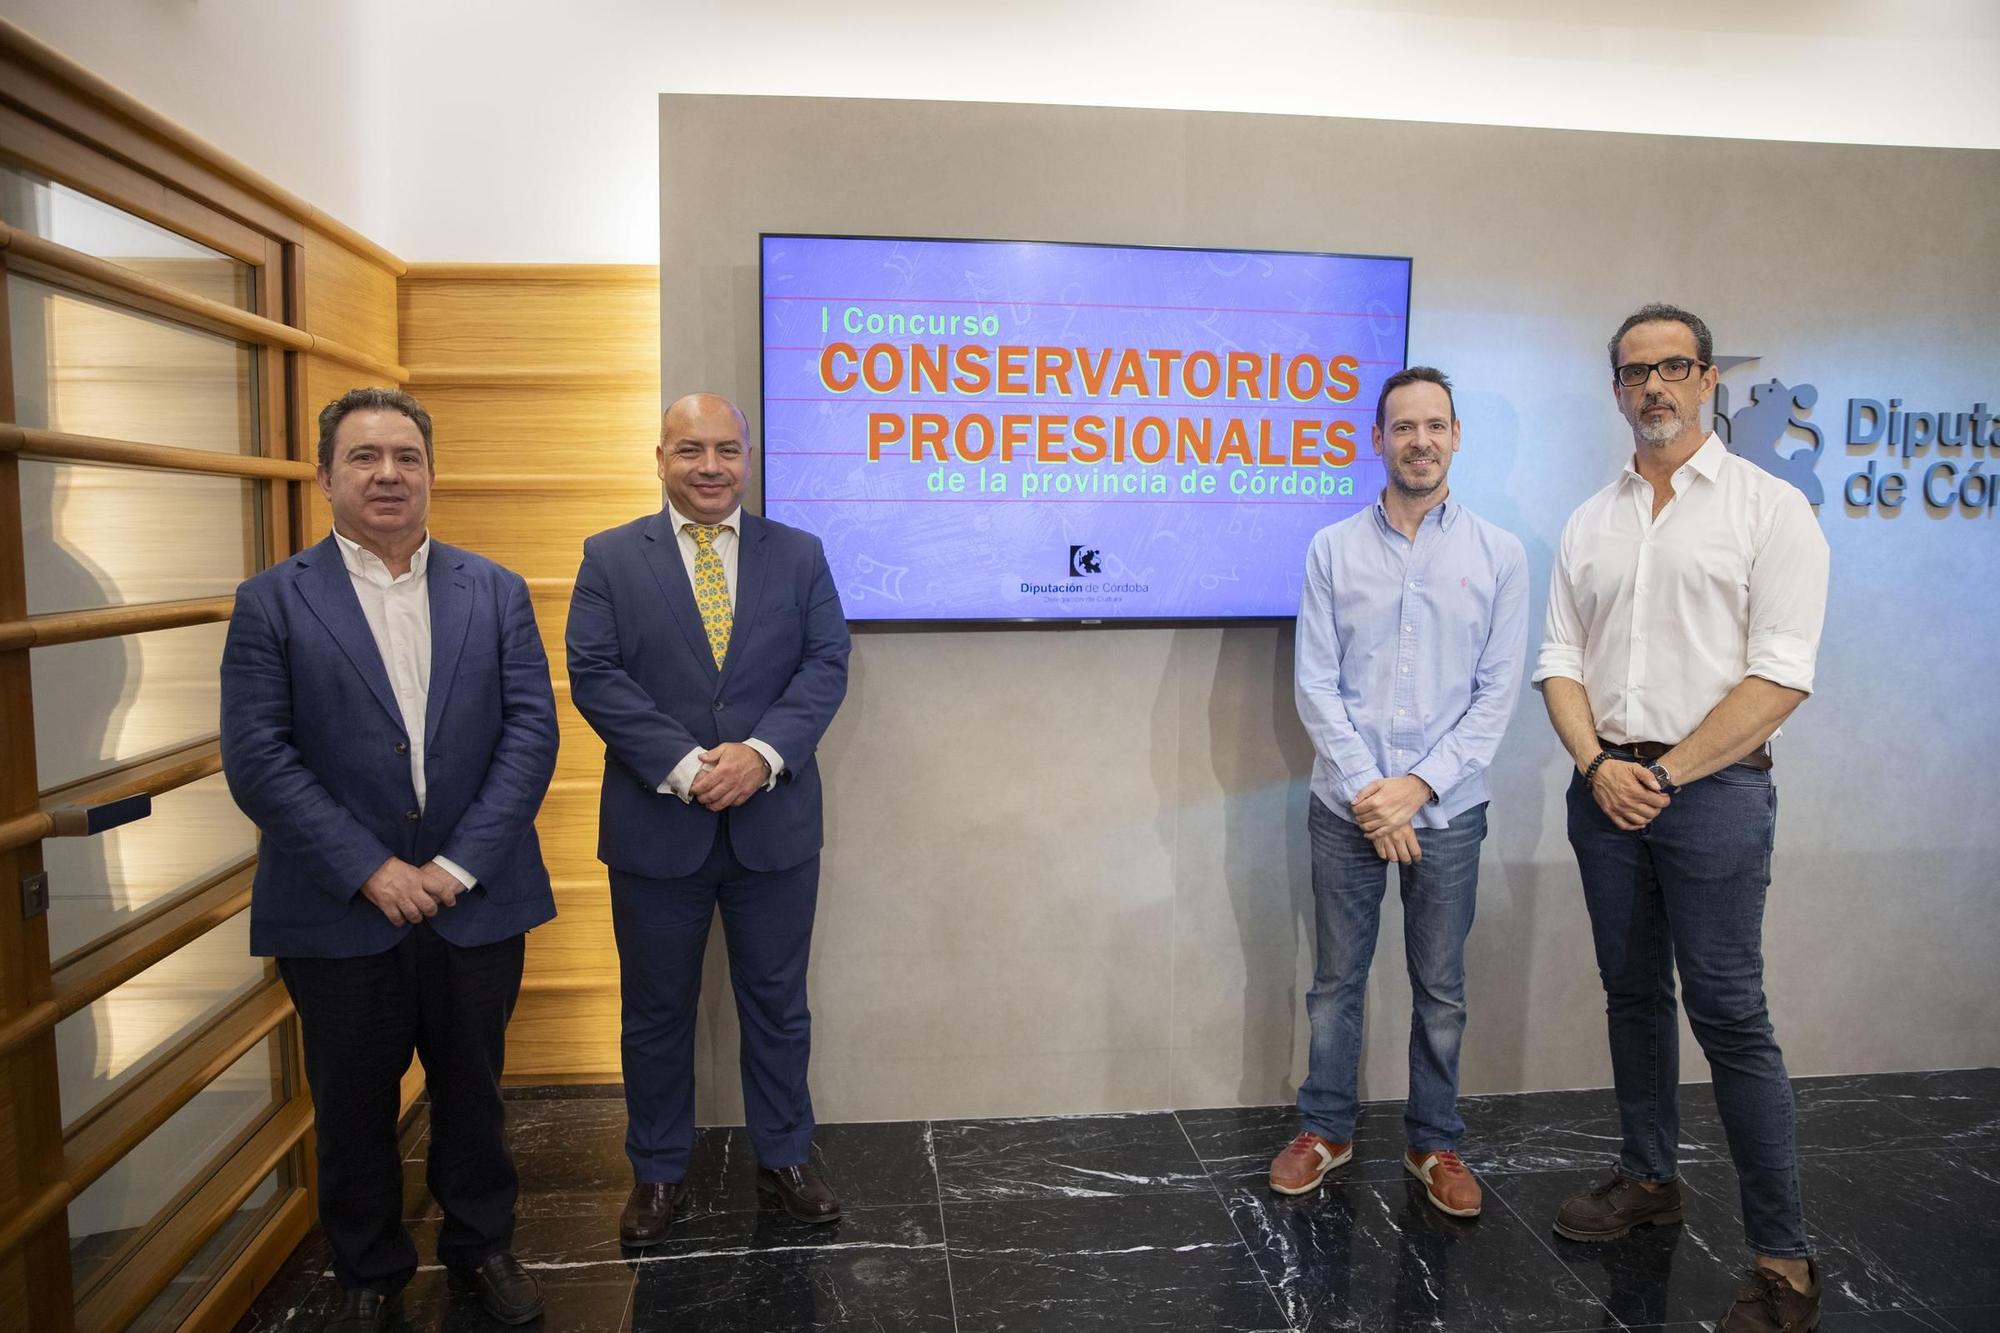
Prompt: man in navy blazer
<box><xmin>221</xmin><ymin>388</ymin><xmax>557</xmax><ymax>1331</ymax></box>
<box><xmin>567</xmin><ymin>392</ymin><xmax>850</xmax><ymax>1242</ymax></box>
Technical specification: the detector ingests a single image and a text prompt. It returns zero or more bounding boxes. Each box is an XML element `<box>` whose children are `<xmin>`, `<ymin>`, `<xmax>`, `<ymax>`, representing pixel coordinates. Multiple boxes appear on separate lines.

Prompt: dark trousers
<box><xmin>610</xmin><ymin>816</ymin><xmax>819</xmax><ymax>1182</ymax></box>
<box><xmin>279</xmin><ymin>922</ymin><xmax>525</xmax><ymax>1294</ymax></box>
<box><xmin>1566</xmin><ymin>762</ymin><xmax>1809</xmax><ymax>1258</ymax></box>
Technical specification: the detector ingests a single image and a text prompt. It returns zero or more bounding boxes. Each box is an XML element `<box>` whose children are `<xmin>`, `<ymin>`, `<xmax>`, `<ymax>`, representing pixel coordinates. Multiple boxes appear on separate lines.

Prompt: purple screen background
<box><xmin>761</xmin><ymin>235</ymin><xmax>1411</xmax><ymax>621</ymax></box>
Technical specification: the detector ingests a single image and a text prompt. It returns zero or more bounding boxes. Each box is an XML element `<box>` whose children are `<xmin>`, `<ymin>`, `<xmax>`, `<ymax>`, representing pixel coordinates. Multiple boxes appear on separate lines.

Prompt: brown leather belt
<box><xmin>1597</xmin><ymin>737</ymin><xmax>1773</xmax><ymax>772</ymax></box>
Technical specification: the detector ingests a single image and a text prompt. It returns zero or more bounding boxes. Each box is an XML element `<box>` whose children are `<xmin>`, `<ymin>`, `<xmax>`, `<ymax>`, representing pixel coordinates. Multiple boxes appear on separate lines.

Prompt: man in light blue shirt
<box><xmin>1268</xmin><ymin>366</ymin><xmax>1528</xmax><ymax>1219</ymax></box>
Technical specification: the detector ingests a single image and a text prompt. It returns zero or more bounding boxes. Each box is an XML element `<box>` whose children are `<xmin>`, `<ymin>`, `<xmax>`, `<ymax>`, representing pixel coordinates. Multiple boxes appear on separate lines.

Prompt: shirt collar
<box><xmin>667</xmin><ymin>502</ymin><xmax>742</xmax><ymax>537</ymax></box>
<box><xmin>1622</xmin><ymin>431</ymin><xmax>1726</xmax><ymax>490</ymax></box>
<box><xmin>332</xmin><ymin>526</ymin><xmax>430</xmax><ymax>585</ymax></box>
<box><xmin>1371</xmin><ymin>489</ymin><xmax>1457</xmax><ymax>533</ymax></box>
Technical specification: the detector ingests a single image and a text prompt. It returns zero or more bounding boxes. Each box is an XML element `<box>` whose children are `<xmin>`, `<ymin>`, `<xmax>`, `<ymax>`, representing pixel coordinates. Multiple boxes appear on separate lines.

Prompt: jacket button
<box><xmin>394</xmin><ymin>741</ymin><xmax>408</xmax><ymax>754</ymax></box>
<box><xmin>713</xmin><ymin>700</ymin><xmax>724</xmax><ymax>711</ymax></box>
<box><xmin>405</xmin><ymin>809</ymin><xmax>420</xmax><ymax>822</ymax></box>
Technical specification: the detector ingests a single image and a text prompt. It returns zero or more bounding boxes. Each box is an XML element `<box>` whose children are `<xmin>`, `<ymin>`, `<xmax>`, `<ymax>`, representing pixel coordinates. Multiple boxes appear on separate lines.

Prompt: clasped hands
<box><xmin>1589</xmin><ymin>758</ymin><xmax>1672</xmax><ymax>831</ymax></box>
<box><xmin>360</xmin><ymin>857</ymin><xmax>467</xmax><ymax>925</ymax></box>
<box><xmin>1350</xmin><ymin>774</ymin><xmax>1433</xmax><ymax>864</ymax></box>
<box><xmin>689</xmin><ymin>742</ymin><xmax>772</xmax><ymax>812</ymax></box>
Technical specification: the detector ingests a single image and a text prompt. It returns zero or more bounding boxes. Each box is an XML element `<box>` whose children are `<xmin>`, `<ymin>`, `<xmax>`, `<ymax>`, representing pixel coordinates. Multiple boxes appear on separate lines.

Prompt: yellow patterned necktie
<box><xmin>685</xmin><ymin>523</ymin><xmax>732</xmax><ymax>667</ymax></box>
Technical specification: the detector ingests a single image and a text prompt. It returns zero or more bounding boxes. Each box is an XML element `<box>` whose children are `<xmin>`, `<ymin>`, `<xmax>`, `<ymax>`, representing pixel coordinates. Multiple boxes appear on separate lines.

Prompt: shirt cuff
<box><xmin>1745</xmin><ymin>635</ymin><xmax>1817</xmax><ymax>694</ymax></box>
<box><xmin>658</xmin><ymin>747</ymin><xmax>707</xmax><ymax>804</ymax></box>
<box><xmin>1332</xmin><ymin>766</ymin><xmax>1386</xmax><ymax>808</ymax></box>
<box><xmin>1530</xmin><ymin>644</ymin><xmax>1584</xmax><ymax>687</ymax></box>
<box><xmin>432</xmin><ymin>855</ymin><xmax>477</xmax><ymax>890</ymax></box>
<box><xmin>1407</xmin><ymin>760</ymin><xmax>1450</xmax><ymax>805</ymax></box>
<box><xmin>743</xmin><ymin>738</ymin><xmax>784</xmax><ymax>791</ymax></box>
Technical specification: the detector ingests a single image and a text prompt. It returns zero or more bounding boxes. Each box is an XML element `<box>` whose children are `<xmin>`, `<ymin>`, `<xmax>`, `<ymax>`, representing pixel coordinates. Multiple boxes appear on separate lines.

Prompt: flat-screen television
<box><xmin>759</xmin><ymin>234</ymin><xmax>1411</xmax><ymax>623</ymax></box>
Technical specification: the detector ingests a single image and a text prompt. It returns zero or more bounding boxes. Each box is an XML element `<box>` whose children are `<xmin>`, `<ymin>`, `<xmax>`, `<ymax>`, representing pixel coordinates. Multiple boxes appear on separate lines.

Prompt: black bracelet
<box><xmin>1583</xmin><ymin>751</ymin><xmax>1614</xmax><ymax>786</ymax></box>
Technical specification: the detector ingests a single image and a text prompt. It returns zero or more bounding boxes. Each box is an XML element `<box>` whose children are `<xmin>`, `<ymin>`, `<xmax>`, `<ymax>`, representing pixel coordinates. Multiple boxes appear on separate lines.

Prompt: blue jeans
<box><xmin>1567</xmin><ymin>760</ymin><xmax>1810</xmax><ymax>1258</ymax></box>
<box><xmin>1298</xmin><ymin>795</ymin><xmax>1486</xmax><ymax>1151</ymax></box>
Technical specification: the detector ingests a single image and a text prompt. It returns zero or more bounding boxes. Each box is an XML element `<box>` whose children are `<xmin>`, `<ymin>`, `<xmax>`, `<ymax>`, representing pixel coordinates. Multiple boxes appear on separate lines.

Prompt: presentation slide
<box><xmin>761</xmin><ymin>234</ymin><xmax>1411</xmax><ymax>622</ymax></box>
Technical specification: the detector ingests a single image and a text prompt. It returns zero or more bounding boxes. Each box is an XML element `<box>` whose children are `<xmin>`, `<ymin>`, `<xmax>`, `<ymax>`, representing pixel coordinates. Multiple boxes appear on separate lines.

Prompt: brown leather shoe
<box><xmin>1553</xmin><ymin>1172</ymin><xmax>1683</xmax><ymax>1242</ymax></box>
<box><xmin>1405</xmin><ymin>1148</ymin><xmax>1482</xmax><ymax>1217</ymax></box>
<box><xmin>1717</xmin><ymin>1260</ymin><xmax>1820</xmax><ymax>1332</ymax></box>
<box><xmin>1268</xmin><ymin>1131</ymin><xmax>1353</xmax><ymax>1195</ymax></box>
<box><xmin>756</xmin><ymin>1162</ymin><xmax>841</xmax><ymax>1223</ymax></box>
<box><xmin>619</xmin><ymin>1180</ymin><xmax>690</xmax><ymax>1246</ymax></box>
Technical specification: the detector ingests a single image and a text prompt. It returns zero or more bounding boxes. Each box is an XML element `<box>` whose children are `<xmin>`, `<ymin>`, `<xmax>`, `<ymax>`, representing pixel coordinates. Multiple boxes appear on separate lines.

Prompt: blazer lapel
<box><xmin>295</xmin><ymin>537</ymin><xmax>403</xmax><ymax>731</ymax></box>
<box><xmin>424</xmin><ymin>544</ymin><xmax>473</xmax><ymax>740</ymax></box>
<box><xmin>719</xmin><ymin>515</ymin><xmax>770</xmax><ymax>687</ymax></box>
<box><xmin>641</xmin><ymin>511</ymin><xmax>722</xmax><ymax>681</ymax></box>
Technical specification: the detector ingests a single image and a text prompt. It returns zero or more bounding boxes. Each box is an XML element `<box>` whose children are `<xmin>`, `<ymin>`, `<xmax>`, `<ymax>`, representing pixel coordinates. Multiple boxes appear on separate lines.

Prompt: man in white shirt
<box><xmin>222</xmin><ymin>389</ymin><xmax>559</xmax><ymax>1330</ymax></box>
<box><xmin>1533</xmin><ymin>305</ymin><xmax>1829</xmax><ymax>1333</ymax></box>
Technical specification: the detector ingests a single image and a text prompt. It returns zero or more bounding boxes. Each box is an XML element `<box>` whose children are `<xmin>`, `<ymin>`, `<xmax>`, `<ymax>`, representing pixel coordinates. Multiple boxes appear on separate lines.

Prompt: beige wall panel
<box><xmin>398</xmin><ymin>277</ymin><xmax>657</xmax><ymax>373</ymax></box>
<box><xmin>301</xmin><ymin>352</ymin><xmax>396</xmax><ymax>430</ymax></box>
<box><xmin>420</xmin><ymin>382</ymin><xmax>662</xmax><ymax>479</ymax></box>
<box><xmin>426</xmin><ymin>487</ymin><xmax>658</xmax><ymax>575</ymax></box>
<box><xmin>302</xmin><ymin>228</ymin><xmax>398</xmax><ymax>363</ymax></box>
<box><xmin>528</xmin><ymin>583</ymin><xmax>573</xmax><ymax>679</ymax></box>
<box><xmin>523</xmin><ymin>881</ymin><xmax>616</xmax><ymax>982</ymax></box>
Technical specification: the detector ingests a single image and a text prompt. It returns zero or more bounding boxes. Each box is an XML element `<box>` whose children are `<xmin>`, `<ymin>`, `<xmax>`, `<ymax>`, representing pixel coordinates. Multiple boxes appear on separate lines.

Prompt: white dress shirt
<box><xmin>657</xmin><ymin>503</ymin><xmax>784</xmax><ymax>802</ymax></box>
<box><xmin>1532</xmin><ymin>433</ymin><xmax>1830</xmax><ymax>745</ymax></box>
<box><xmin>331</xmin><ymin>528</ymin><xmax>475</xmax><ymax>888</ymax></box>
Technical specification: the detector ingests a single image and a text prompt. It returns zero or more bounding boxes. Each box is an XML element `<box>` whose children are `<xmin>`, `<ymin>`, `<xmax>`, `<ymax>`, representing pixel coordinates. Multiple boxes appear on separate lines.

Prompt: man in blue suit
<box><xmin>222</xmin><ymin>388</ymin><xmax>558</xmax><ymax>1331</ymax></box>
<box><xmin>567</xmin><ymin>392</ymin><xmax>850</xmax><ymax>1242</ymax></box>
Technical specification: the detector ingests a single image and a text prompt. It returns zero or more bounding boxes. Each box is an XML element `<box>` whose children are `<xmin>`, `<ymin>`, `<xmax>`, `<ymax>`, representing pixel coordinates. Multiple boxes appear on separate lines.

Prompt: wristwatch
<box><xmin>1644</xmin><ymin>760</ymin><xmax>1679</xmax><ymax>796</ymax></box>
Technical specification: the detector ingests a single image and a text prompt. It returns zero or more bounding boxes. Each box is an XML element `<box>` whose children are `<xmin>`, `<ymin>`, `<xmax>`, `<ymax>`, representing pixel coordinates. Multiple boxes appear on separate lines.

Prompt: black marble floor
<box><xmin>236</xmin><ymin>1068</ymin><xmax>2000</xmax><ymax>1332</ymax></box>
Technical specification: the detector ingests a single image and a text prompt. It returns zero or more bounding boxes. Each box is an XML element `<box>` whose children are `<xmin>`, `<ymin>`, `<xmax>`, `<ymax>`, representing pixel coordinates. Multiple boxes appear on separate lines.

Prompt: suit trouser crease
<box><xmin>1297</xmin><ymin>796</ymin><xmax>1486</xmax><ymax>1152</ymax></box>
<box><xmin>279</xmin><ymin>923</ymin><xmax>524</xmax><ymax>1294</ymax></box>
<box><xmin>1566</xmin><ymin>763</ymin><xmax>1810</xmax><ymax>1258</ymax></box>
<box><xmin>611</xmin><ymin>814</ymin><xmax>819</xmax><ymax>1181</ymax></box>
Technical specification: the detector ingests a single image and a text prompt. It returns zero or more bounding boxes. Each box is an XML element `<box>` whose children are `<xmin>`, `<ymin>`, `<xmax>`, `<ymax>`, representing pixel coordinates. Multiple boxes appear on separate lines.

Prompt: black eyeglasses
<box><xmin>1614</xmin><ymin>357</ymin><xmax>1706</xmax><ymax>388</ymax></box>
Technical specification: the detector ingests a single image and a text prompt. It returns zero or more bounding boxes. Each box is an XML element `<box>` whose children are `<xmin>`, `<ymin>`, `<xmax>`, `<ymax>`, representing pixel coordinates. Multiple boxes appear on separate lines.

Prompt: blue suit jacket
<box><xmin>566</xmin><ymin>511</ymin><xmax>849</xmax><ymax>880</ymax></box>
<box><xmin>220</xmin><ymin>536</ymin><xmax>559</xmax><ymax>958</ymax></box>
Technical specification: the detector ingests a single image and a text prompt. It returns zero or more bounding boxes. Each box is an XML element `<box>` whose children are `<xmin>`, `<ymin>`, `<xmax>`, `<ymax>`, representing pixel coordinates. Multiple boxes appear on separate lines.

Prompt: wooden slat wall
<box><xmin>299</xmin><ymin>225</ymin><xmax>403</xmax><ymax>544</ymax></box>
<box><xmin>398</xmin><ymin>265</ymin><xmax>660</xmax><ymax>1081</ymax></box>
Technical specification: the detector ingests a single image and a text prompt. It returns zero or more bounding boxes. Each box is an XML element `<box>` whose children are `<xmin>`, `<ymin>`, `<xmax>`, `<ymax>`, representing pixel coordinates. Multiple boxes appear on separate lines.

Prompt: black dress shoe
<box><xmin>447</xmin><ymin>1251</ymin><xmax>543</xmax><ymax>1325</ymax></box>
<box><xmin>620</xmin><ymin>1179</ymin><xmax>690</xmax><ymax>1246</ymax></box>
<box><xmin>757</xmin><ymin>1162</ymin><xmax>842</xmax><ymax>1223</ymax></box>
<box><xmin>326</xmin><ymin>1287</ymin><xmax>398</xmax><ymax>1332</ymax></box>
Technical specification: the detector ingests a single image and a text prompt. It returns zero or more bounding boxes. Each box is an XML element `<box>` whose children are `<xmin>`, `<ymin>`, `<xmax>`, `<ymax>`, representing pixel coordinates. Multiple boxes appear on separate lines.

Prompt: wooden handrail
<box><xmin>62</xmin><ymin>981</ymin><xmax>292</xmax><ymax>1196</ymax></box>
<box><xmin>0</xmin><ymin>736</ymin><xmax>224</xmax><ymax>856</ymax></box>
<box><xmin>0</xmin><ymin>593</ymin><xmax>234</xmax><ymax>651</ymax></box>
<box><xmin>0</xmin><ymin>424</ymin><xmax>316</xmax><ymax>480</ymax></box>
<box><xmin>74</xmin><ymin>1100</ymin><xmax>312</xmax><ymax>1333</ymax></box>
<box><xmin>0</xmin><ymin>223</ymin><xmax>408</xmax><ymax>383</ymax></box>
<box><xmin>49</xmin><ymin>858</ymin><xmax>256</xmax><ymax>1015</ymax></box>
<box><xmin>0</xmin><ymin>19</ymin><xmax>405</xmax><ymax>275</ymax></box>
<box><xmin>0</xmin><ymin>1178</ymin><xmax>72</xmax><ymax>1270</ymax></box>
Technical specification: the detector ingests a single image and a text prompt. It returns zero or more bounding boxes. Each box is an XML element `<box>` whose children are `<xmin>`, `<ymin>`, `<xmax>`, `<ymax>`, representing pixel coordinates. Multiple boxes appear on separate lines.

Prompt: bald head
<box><xmin>657</xmin><ymin>392</ymin><xmax>750</xmax><ymax>524</ymax></box>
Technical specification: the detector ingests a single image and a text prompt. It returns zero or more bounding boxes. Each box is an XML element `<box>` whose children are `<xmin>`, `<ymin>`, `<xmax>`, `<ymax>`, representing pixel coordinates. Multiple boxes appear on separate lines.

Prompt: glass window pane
<box><xmin>0</xmin><ymin>162</ymin><xmax>253</xmax><ymax>309</ymax></box>
<box><xmin>55</xmin><ymin>912</ymin><xmax>261</xmax><ymax>1124</ymax></box>
<box><xmin>32</xmin><ymin>620</ymin><xmax>228</xmax><ymax>791</ymax></box>
<box><xmin>44</xmin><ymin>772</ymin><xmax>258</xmax><ymax>963</ymax></box>
<box><xmin>20</xmin><ymin>459</ymin><xmax>259</xmax><ymax>614</ymax></box>
<box><xmin>8</xmin><ymin>276</ymin><xmax>258</xmax><ymax>454</ymax></box>
<box><xmin>122</xmin><ymin>1154</ymin><xmax>295</xmax><ymax>1333</ymax></box>
<box><xmin>66</xmin><ymin>1032</ymin><xmax>283</xmax><ymax>1297</ymax></box>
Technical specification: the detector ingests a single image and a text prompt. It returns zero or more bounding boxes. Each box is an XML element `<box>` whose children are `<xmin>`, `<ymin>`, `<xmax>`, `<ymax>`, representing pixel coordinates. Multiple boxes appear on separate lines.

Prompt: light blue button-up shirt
<box><xmin>1295</xmin><ymin>494</ymin><xmax>1529</xmax><ymax>829</ymax></box>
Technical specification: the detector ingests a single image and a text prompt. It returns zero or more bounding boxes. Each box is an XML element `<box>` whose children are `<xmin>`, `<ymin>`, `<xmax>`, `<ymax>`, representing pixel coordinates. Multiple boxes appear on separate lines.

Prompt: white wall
<box><xmin>5</xmin><ymin>1</ymin><xmax>1998</xmax><ymax>261</ymax></box>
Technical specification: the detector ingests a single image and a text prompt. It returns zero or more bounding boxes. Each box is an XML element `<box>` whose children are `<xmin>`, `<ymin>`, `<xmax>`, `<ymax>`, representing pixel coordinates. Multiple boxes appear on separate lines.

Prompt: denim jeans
<box><xmin>1298</xmin><ymin>795</ymin><xmax>1486</xmax><ymax>1152</ymax></box>
<box><xmin>1567</xmin><ymin>759</ymin><xmax>1810</xmax><ymax>1258</ymax></box>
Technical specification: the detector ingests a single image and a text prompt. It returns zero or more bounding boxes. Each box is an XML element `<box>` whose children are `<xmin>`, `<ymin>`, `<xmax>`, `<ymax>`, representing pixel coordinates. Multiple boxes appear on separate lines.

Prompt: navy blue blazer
<box><xmin>566</xmin><ymin>511</ymin><xmax>850</xmax><ymax>880</ymax></box>
<box><xmin>220</xmin><ymin>536</ymin><xmax>559</xmax><ymax>958</ymax></box>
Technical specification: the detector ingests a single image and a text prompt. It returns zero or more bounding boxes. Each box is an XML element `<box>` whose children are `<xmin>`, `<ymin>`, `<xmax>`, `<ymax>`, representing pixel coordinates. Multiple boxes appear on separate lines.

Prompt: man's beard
<box><xmin>1630</xmin><ymin>393</ymin><xmax>1694</xmax><ymax>446</ymax></box>
<box><xmin>1390</xmin><ymin>455</ymin><xmax>1445</xmax><ymax>498</ymax></box>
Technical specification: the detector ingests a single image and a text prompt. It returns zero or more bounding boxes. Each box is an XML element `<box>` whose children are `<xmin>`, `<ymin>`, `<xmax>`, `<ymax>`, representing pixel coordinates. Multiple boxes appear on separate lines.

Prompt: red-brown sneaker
<box><xmin>1268</xmin><ymin>1131</ymin><xmax>1352</xmax><ymax>1195</ymax></box>
<box><xmin>1405</xmin><ymin>1148</ymin><xmax>1483</xmax><ymax>1217</ymax></box>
